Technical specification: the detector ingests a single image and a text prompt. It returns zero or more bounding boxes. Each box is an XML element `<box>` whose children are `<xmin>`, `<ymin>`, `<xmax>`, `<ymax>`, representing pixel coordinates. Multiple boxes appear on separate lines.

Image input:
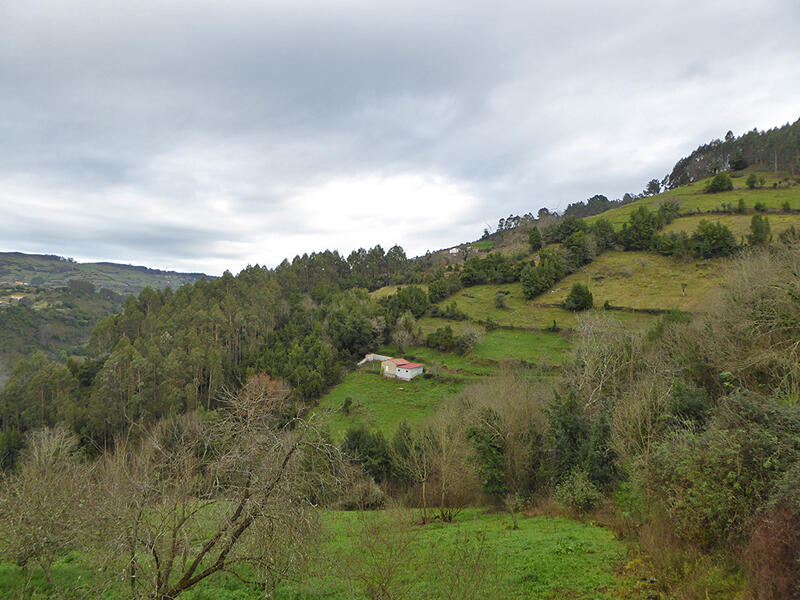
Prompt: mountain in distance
<box><xmin>0</xmin><ymin>252</ymin><xmax>209</xmax><ymax>295</ymax></box>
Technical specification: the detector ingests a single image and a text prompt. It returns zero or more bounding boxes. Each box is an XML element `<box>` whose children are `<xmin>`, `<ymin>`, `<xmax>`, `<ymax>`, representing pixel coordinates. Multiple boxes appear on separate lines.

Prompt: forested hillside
<box><xmin>668</xmin><ymin>117</ymin><xmax>800</xmax><ymax>187</ymax></box>
<box><xmin>0</xmin><ymin>282</ymin><xmax>124</xmax><ymax>386</ymax></box>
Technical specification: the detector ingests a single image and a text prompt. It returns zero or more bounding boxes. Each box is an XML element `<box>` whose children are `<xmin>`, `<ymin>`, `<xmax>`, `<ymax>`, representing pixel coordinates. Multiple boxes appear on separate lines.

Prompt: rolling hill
<box><xmin>0</xmin><ymin>252</ymin><xmax>209</xmax><ymax>294</ymax></box>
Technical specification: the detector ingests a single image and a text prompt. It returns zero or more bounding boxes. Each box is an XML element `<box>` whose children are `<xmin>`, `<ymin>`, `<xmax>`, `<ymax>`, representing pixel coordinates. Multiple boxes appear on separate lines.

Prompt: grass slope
<box><xmin>0</xmin><ymin>509</ymin><xmax>633</xmax><ymax>600</ymax></box>
<box><xmin>663</xmin><ymin>212</ymin><xmax>800</xmax><ymax>239</ymax></box>
<box><xmin>0</xmin><ymin>252</ymin><xmax>208</xmax><ymax>294</ymax></box>
<box><xmin>546</xmin><ymin>251</ymin><xmax>726</xmax><ymax>312</ymax></box>
<box><xmin>311</xmin><ymin>370</ymin><xmax>468</xmax><ymax>440</ymax></box>
<box><xmin>438</xmin><ymin>283</ymin><xmax>658</xmax><ymax>331</ymax></box>
<box><xmin>585</xmin><ymin>171</ymin><xmax>800</xmax><ymax>229</ymax></box>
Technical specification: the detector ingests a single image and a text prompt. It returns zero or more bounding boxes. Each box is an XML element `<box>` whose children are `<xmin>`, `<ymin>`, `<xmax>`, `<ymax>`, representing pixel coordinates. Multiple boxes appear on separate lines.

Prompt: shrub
<box><xmin>690</xmin><ymin>220</ymin><xmax>737</xmax><ymax>257</ymax></box>
<box><xmin>564</xmin><ymin>283</ymin><xmax>593</xmax><ymax>311</ymax></box>
<box><xmin>494</xmin><ymin>290</ymin><xmax>508</xmax><ymax>309</ymax></box>
<box><xmin>554</xmin><ymin>469</ymin><xmax>603</xmax><ymax>513</ymax></box>
<box><xmin>617</xmin><ymin>206</ymin><xmax>663</xmax><ymax>251</ymax></box>
<box><xmin>745</xmin><ymin>506</ymin><xmax>800</xmax><ymax>600</ymax></box>
<box><xmin>745</xmin><ymin>174</ymin><xmax>758</xmax><ymax>189</ymax></box>
<box><xmin>737</xmin><ymin>197</ymin><xmax>747</xmax><ymax>212</ymax></box>
<box><xmin>705</xmin><ymin>172</ymin><xmax>734</xmax><ymax>193</ymax></box>
<box><xmin>666</xmin><ymin>380</ymin><xmax>711</xmax><ymax>428</ymax></box>
<box><xmin>341</xmin><ymin>425</ymin><xmax>393</xmax><ymax>483</ymax></box>
<box><xmin>528</xmin><ymin>227</ymin><xmax>543</xmax><ymax>252</ymax></box>
<box><xmin>747</xmin><ymin>214</ymin><xmax>771</xmax><ymax>246</ymax></box>
<box><xmin>754</xmin><ymin>201</ymin><xmax>766</xmax><ymax>212</ymax></box>
<box><xmin>641</xmin><ymin>392</ymin><xmax>800</xmax><ymax>548</ymax></box>
<box><xmin>745</xmin><ymin>464</ymin><xmax>800</xmax><ymax>600</ymax></box>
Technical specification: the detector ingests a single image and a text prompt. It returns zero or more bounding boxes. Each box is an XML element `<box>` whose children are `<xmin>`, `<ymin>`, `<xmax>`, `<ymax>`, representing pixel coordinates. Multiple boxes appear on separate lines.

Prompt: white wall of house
<box><xmin>396</xmin><ymin>366</ymin><xmax>423</xmax><ymax>381</ymax></box>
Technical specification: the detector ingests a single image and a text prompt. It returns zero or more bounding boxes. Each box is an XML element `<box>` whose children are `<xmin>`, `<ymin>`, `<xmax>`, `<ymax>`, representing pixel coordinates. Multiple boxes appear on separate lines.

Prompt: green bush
<box><xmin>745</xmin><ymin>174</ymin><xmax>758</xmax><ymax>190</ymax></box>
<box><xmin>641</xmin><ymin>392</ymin><xmax>800</xmax><ymax>548</ymax></box>
<box><xmin>747</xmin><ymin>214</ymin><xmax>771</xmax><ymax>246</ymax></box>
<box><xmin>528</xmin><ymin>227</ymin><xmax>543</xmax><ymax>252</ymax></box>
<box><xmin>690</xmin><ymin>220</ymin><xmax>738</xmax><ymax>258</ymax></box>
<box><xmin>564</xmin><ymin>283</ymin><xmax>593</xmax><ymax>311</ymax></box>
<box><xmin>494</xmin><ymin>290</ymin><xmax>509</xmax><ymax>309</ymax></box>
<box><xmin>554</xmin><ymin>469</ymin><xmax>604</xmax><ymax>513</ymax></box>
<box><xmin>705</xmin><ymin>172</ymin><xmax>734</xmax><ymax>193</ymax></box>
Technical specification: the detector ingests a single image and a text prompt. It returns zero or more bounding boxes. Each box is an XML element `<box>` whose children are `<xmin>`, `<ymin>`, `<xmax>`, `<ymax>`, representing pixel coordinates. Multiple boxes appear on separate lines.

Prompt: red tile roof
<box><xmin>397</xmin><ymin>362</ymin><xmax>424</xmax><ymax>369</ymax></box>
<box><xmin>389</xmin><ymin>358</ymin><xmax>407</xmax><ymax>365</ymax></box>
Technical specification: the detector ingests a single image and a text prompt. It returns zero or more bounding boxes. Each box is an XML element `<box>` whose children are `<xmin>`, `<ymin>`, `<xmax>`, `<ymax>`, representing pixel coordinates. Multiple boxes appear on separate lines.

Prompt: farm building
<box><xmin>358</xmin><ymin>353</ymin><xmax>425</xmax><ymax>380</ymax></box>
<box><xmin>377</xmin><ymin>357</ymin><xmax>425</xmax><ymax>380</ymax></box>
<box><xmin>395</xmin><ymin>362</ymin><xmax>424</xmax><ymax>381</ymax></box>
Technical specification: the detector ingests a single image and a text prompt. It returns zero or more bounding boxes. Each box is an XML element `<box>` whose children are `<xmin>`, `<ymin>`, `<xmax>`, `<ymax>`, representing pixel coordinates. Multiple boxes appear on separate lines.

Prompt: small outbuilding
<box><xmin>395</xmin><ymin>362</ymin><xmax>424</xmax><ymax>381</ymax></box>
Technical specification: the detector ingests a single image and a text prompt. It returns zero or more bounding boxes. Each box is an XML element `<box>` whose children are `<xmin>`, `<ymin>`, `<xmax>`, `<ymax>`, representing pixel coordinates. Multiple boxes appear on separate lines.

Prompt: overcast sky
<box><xmin>1</xmin><ymin>0</ymin><xmax>798</xmax><ymax>275</ymax></box>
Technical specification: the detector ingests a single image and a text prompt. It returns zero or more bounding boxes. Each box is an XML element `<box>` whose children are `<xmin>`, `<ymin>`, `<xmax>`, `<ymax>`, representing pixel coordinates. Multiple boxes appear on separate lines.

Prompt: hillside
<box><xmin>0</xmin><ymin>284</ymin><xmax>125</xmax><ymax>385</ymax></box>
<box><xmin>667</xmin><ymin>118</ymin><xmax>800</xmax><ymax>187</ymax></box>
<box><xmin>0</xmin><ymin>252</ymin><xmax>208</xmax><ymax>294</ymax></box>
<box><xmin>585</xmin><ymin>170</ymin><xmax>800</xmax><ymax>229</ymax></box>
<box><xmin>3</xmin><ymin>166</ymin><xmax>800</xmax><ymax>599</ymax></box>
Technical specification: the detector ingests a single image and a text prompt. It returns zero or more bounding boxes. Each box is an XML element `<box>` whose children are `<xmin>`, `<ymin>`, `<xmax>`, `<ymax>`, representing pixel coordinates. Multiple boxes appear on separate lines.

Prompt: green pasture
<box><xmin>546</xmin><ymin>251</ymin><xmax>726</xmax><ymax>312</ymax></box>
<box><xmin>663</xmin><ymin>212</ymin><xmax>800</xmax><ymax>239</ymax></box>
<box><xmin>370</xmin><ymin>283</ymin><xmax>428</xmax><ymax>299</ymax></box>
<box><xmin>585</xmin><ymin>171</ymin><xmax>800</xmax><ymax>228</ymax></box>
<box><xmin>311</xmin><ymin>370</ymin><xmax>468</xmax><ymax>441</ymax></box>
<box><xmin>0</xmin><ymin>509</ymin><xmax>633</xmax><ymax>600</ymax></box>
<box><xmin>438</xmin><ymin>283</ymin><xmax>658</xmax><ymax>331</ymax></box>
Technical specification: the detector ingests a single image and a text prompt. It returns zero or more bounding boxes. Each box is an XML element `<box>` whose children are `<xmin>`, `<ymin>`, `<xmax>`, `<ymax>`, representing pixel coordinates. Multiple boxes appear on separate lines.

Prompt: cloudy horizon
<box><xmin>1</xmin><ymin>0</ymin><xmax>799</xmax><ymax>275</ymax></box>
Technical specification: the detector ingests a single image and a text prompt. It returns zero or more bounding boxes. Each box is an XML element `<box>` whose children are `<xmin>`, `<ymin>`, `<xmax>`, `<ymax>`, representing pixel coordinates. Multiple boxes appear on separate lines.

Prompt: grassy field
<box><xmin>0</xmin><ymin>509</ymin><xmax>633</xmax><ymax>600</ymax></box>
<box><xmin>546</xmin><ymin>251</ymin><xmax>726</xmax><ymax>311</ymax></box>
<box><xmin>311</xmin><ymin>370</ymin><xmax>469</xmax><ymax>440</ymax></box>
<box><xmin>471</xmin><ymin>329</ymin><xmax>572</xmax><ymax>365</ymax></box>
<box><xmin>370</xmin><ymin>283</ymin><xmax>428</xmax><ymax>299</ymax></box>
<box><xmin>280</xmin><ymin>509</ymin><xmax>631</xmax><ymax>600</ymax></box>
<box><xmin>663</xmin><ymin>212</ymin><xmax>800</xmax><ymax>239</ymax></box>
<box><xmin>438</xmin><ymin>283</ymin><xmax>658</xmax><ymax>331</ymax></box>
<box><xmin>470</xmin><ymin>240</ymin><xmax>494</xmax><ymax>251</ymax></box>
<box><xmin>379</xmin><ymin>343</ymin><xmax>496</xmax><ymax>375</ymax></box>
<box><xmin>585</xmin><ymin>171</ymin><xmax>800</xmax><ymax>228</ymax></box>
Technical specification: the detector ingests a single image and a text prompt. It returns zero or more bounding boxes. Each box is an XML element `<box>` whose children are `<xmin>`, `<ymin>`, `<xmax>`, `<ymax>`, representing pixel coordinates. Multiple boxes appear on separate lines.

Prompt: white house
<box><xmin>395</xmin><ymin>361</ymin><xmax>424</xmax><ymax>381</ymax></box>
<box><xmin>448</xmin><ymin>247</ymin><xmax>460</xmax><ymax>255</ymax></box>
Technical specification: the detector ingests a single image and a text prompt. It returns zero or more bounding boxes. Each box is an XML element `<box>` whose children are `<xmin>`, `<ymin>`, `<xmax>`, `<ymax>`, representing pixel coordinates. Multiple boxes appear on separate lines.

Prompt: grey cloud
<box><xmin>1</xmin><ymin>0</ymin><xmax>799</xmax><ymax>273</ymax></box>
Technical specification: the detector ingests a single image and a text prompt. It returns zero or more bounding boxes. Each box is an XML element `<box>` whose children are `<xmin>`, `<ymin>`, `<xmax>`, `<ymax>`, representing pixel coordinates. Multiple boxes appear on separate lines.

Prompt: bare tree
<box><xmin>390</xmin><ymin>425</ymin><xmax>434</xmax><ymax>523</ymax></box>
<box><xmin>427</xmin><ymin>403</ymin><xmax>479</xmax><ymax>522</ymax></box>
<box><xmin>0</xmin><ymin>427</ymin><xmax>88</xmax><ymax>588</ymax></box>
<box><xmin>87</xmin><ymin>379</ymin><xmax>346</xmax><ymax>600</ymax></box>
<box><xmin>429</xmin><ymin>530</ymin><xmax>497</xmax><ymax>600</ymax></box>
<box><xmin>461</xmin><ymin>369</ymin><xmax>550</xmax><ymax>501</ymax></box>
<box><xmin>339</xmin><ymin>508</ymin><xmax>419</xmax><ymax>600</ymax></box>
